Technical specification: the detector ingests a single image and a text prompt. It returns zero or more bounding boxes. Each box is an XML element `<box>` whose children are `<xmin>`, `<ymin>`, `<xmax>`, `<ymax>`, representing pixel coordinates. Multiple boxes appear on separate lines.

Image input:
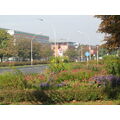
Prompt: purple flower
<box><xmin>40</xmin><ymin>82</ymin><xmax>50</xmax><ymax>88</ymax></box>
<box><xmin>91</xmin><ymin>75</ymin><xmax>120</xmax><ymax>87</ymax></box>
<box><xmin>56</xmin><ymin>83</ymin><xmax>66</xmax><ymax>87</ymax></box>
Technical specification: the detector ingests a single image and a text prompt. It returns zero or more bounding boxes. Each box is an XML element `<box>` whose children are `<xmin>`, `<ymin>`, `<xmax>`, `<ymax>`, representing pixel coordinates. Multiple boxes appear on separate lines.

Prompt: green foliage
<box><xmin>0</xmin><ymin>87</ymin><xmax>105</xmax><ymax>104</ymax></box>
<box><xmin>49</xmin><ymin>56</ymin><xmax>69</xmax><ymax>73</ymax></box>
<box><xmin>0</xmin><ymin>70</ymin><xmax>29</xmax><ymax>90</ymax></box>
<box><xmin>87</xmin><ymin>65</ymin><xmax>100</xmax><ymax>71</ymax></box>
<box><xmin>64</xmin><ymin>47</ymin><xmax>78</xmax><ymax>61</ymax></box>
<box><xmin>55</xmin><ymin>70</ymin><xmax>94</xmax><ymax>84</ymax></box>
<box><xmin>71</xmin><ymin>62</ymin><xmax>83</xmax><ymax>69</ymax></box>
<box><xmin>0</xmin><ymin>29</ymin><xmax>14</xmax><ymax>60</ymax></box>
<box><xmin>103</xmin><ymin>55</ymin><xmax>120</xmax><ymax>76</ymax></box>
<box><xmin>16</xmin><ymin>38</ymin><xmax>53</xmax><ymax>61</ymax></box>
<box><xmin>98</xmin><ymin>60</ymin><xmax>104</xmax><ymax>65</ymax></box>
<box><xmin>16</xmin><ymin>38</ymin><xmax>41</xmax><ymax>60</ymax></box>
<box><xmin>0</xmin><ymin>29</ymin><xmax>12</xmax><ymax>47</ymax></box>
<box><xmin>1</xmin><ymin>87</ymin><xmax>120</xmax><ymax>104</ymax></box>
<box><xmin>103</xmin><ymin>82</ymin><xmax>120</xmax><ymax>100</ymax></box>
<box><xmin>99</xmin><ymin>47</ymin><xmax>108</xmax><ymax>57</ymax></box>
<box><xmin>1</xmin><ymin>56</ymin><xmax>120</xmax><ymax>104</ymax></box>
<box><xmin>40</xmin><ymin>44</ymin><xmax>54</xmax><ymax>59</ymax></box>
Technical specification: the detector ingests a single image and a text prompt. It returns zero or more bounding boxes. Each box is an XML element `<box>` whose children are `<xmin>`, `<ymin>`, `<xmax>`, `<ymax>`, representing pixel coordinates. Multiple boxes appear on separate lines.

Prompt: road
<box><xmin>0</xmin><ymin>65</ymin><xmax>48</xmax><ymax>74</ymax></box>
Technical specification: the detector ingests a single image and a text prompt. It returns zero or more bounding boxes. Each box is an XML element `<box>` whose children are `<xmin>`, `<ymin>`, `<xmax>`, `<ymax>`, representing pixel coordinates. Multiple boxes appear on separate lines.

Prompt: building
<box><xmin>0</xmin><ymin>28</ymin><xmax>49</xmax><ymax>44</ymax></box>
<box><xmin>51</xmin><ymin>41</ymin><xmax>77</xmax><ymax>56</ymax></box>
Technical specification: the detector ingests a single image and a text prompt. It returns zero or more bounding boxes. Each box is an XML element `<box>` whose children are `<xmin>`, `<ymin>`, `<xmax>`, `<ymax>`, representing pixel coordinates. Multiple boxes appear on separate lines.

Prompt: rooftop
<box><xmin>0</xmin><ymin>27</ymin><xmax>49</xmax><ymax>38</ymax></box>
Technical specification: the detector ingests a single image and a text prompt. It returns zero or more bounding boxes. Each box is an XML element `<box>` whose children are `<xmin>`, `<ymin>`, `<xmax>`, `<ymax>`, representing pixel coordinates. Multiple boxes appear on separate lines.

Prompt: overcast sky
<box><xmin>0</xmin><ymin>15</ymin><xmax>104</xmax><ymax>45</ymax></box>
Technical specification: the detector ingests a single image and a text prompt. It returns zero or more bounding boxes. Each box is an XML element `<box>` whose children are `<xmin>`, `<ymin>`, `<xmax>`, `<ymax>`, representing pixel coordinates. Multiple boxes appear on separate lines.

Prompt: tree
<box><xmin>0</xmin><ymin>29</ymin><xmax>16</xmax><ymax>61</ymax></box>
<box><xmin>95</xmin><ymin>15</ymin><xmax>120</xmax><ymax>50</ymax></box>
<box><xmin>98</xmin><ymin>47</ymin><xmax>108</xmax><ymax>57</ymax></box>
<box><xmin>16</xmin><ymin>38</ymin><xmax>53</xmax><ymax>61</ymax></box>
<box><xmin>3</xmin><ymin>39</ymin><xmax>18</xmax><ymax>58</ymax></box>
<box><xmin>40</xmin><ymin>44</ymin><xmax>53</xmax><ymax>60</ymax></box>
<box><xmin>64</xmin><ymin>46</ymin><xmax>78</xmax><ymax>61</ymax></box>
<box><xmin>16</xmin><ymin>38</ymin><xmax>31</xmax><ymax>61</ymax></box>
<box><xmin>32</xmin><ymin>41</ymin><xmax>42</xmax><ymax>60</ymax></box>
<box><xmin>16</xmin><ymin>38</ymin><xmax>43</xmax><ymax>61</ymax></box>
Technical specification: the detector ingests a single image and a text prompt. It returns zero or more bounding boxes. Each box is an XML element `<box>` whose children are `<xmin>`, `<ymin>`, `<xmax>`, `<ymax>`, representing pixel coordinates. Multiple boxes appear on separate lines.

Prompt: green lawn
<box><xmin>62</xmin><ymin>100</ymin><xmax>120</xmax><ymax>105</ymax></box>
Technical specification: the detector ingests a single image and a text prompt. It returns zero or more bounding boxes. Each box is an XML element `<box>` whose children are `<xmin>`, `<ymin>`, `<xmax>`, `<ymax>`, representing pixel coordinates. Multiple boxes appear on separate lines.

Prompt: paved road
<box><xmin>0</xmin><ymin>65</ymin><xmax>48</xmax><ymax>74</ymax></box>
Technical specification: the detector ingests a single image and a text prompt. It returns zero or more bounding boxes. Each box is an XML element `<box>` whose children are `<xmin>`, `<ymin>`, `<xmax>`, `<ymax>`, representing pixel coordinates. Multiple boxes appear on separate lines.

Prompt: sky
<box><xmin>0</xmin><ymin>15</ymin><xmax>104</xmax><ymax>45</ymax></box>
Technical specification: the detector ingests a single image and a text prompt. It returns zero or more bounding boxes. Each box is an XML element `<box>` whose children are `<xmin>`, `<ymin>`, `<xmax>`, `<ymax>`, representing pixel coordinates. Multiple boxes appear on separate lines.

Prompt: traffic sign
<box><xmin>85</xmin><ymin>51</ymin><xmax>90</xmax><ymax>57</ymax></box>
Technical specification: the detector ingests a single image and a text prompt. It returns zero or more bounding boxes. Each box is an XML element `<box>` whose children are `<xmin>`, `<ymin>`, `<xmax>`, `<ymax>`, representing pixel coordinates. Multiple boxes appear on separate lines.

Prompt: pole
<box><xmin>31</xmin><ymin>38</ymin><xmax>33</xmax><ymax>66</ymax></box>
<box><xmin>31</xmin><ymin>36</ymin><xmax>36</xmax><ymax>66</ymax></box>
<box><xmin>38</xmin><ymin>18</ymin><xmax>57</xmax><ymax>57</ymax></box>
<box><xmin>81</xmin><ymin>45</ymin><xmax>83</xmax><ymax>62</ymax></box>
<box><xmin>96</xmin><ymin>45</ymin><xmax>99</xmax><ymax>64</ymax></box>
<box><xmin>89</xmin><ymin>45</ymin><xmax>91</xmax><ymax>60</ymax></box>
<box><xmin>87</xmin><ymin>56</ymin><xmax>88</xmax><ymax>66</ymax></box>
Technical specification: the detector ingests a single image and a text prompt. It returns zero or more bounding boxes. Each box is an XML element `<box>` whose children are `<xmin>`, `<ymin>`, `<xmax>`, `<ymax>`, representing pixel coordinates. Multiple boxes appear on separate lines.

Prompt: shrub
<box><xmin>40</xmin><ymin>82</ymin><xmax>50</xmax><ymax>89</ymax></box>
<box><xmin>88</xmin><ymin>60</ymin><xmax>97</xmax><ymax>65</ymax></box>
<box><xmin>0</xmin><ymin>70</ymin><xmax>30</xmax><ymax>90</ymax></box>
<box><xmin>40</xmin><ymin>86</ymin><xmax>104</xmax><ymax>103</ymax></box>
<box><xmin>0</xmin><ymin>86</ymin><xmax>115</xmax><ymax>104</ymax></box>
<box><xmin>98</xmin><ymin>59</ymin><xmax>104</xmax><ymax>65</ymax></box>
<box><xmin>54</xmin><ymin>70</ymin><xmax>94</xmax><ymax>85</ymax></box>
<box><xmin>49</xmin><ymin>57</ymin><xmax>68</xmax><ymax>73</ymax></box>
<box><xmin>87</xmin><ymin>65</ymin><xmax>100</xmax><ymax>71</ymax></box>
<box><xmin>71</xmin><ymin>62</ymin><xmax>83</xmax><ymax>69</ymax></box>
<box><xmin>91</xmin><ymin>75</ymin><xmax>120</xmax><ymax>87</ymax></box>
<box><xmin>103</xmin><ymin>55</ymin><xmax>120</xmax><ymax>76</ymax></box>
<box><xmin>24</xmin><ymin>74</ymin><xmax>46</xmax><ymax>89</ymax></box>
<box><xmin>103</xmin><ymin>86</ymin><xmax>120</xmax><ymax>100</ymax></box>
<box><xmin>1</xmin><ymin>87</ymin><xmax>102</xmax><ymax>104</ymax></box>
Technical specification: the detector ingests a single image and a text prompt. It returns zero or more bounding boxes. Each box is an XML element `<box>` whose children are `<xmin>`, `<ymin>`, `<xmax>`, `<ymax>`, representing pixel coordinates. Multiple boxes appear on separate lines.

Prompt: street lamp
<box><xmin>38</xmin><ymin>18</ymin><xmax>57</xmax><ymax>57</ymax></box>
<box><xmin>96</xmin><ymin>45</ymin><xmax>99</xmax><ymax>64</ymax></box>
<box><xmin>31</xmin><ymin>35</ymin><xmax>36</xmax><ymax>66</ymax></box>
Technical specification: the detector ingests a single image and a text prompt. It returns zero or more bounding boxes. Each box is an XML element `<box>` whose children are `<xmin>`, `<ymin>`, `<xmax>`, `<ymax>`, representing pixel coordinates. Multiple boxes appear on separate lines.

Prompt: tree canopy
<box><xmin>16</xmin><ymin>38</ymin><xmax>53</xmax><ymax>61</ymax></box>
<box><xmin>95</xmin><ymin>15</ymin><xmax>120</xmax><ymax>50</ymax></box>
<box><xmin>64</xmin><ymin>46</ymin><xmax>78</xmax><ymax>61</ymax></box>
<box><xmin>0</xmin><ymin>29</ymin><xmax>16</xmax><ymax>61</ymax></box>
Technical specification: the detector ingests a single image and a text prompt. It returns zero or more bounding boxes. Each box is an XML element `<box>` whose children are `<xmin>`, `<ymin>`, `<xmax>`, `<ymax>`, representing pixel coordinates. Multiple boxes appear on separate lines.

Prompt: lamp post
<box><xmin>31</xmin><ymin>35</ymin><xmax>36</xmax><ymax>66</ymax></box>
<box><xmin>38</xmin><ymin>18</ymin><xmax>57</xmax><ymax>57</ymax></box>
<box><xmin>80</xmin><ymin>45</ymin><xmax>83</xmax><ymax>62</ymax></box>
<box><xmin>31</xmin><ymin>38</ymin><xmax>33</xmax><ymax>66</ymax></box>
<box><xmin>96</xmin><ymin>45</ymin><xmax>99</xmax><ymax>64</ymax></box>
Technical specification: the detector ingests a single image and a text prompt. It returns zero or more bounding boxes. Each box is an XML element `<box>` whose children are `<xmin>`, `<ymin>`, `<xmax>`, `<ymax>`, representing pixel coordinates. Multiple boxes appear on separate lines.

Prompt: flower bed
<box><xmin>90</xmin><ymin>75</ymin><xmax>120</xmax><ymax>87</ymax></box>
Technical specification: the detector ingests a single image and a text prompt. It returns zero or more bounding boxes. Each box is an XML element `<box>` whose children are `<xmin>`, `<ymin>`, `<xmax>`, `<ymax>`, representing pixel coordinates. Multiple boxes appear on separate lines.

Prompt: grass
<box><xmin>62</xmin><ymin>100</ymin><xmax>120</xmax><ymax>105</ymax></box>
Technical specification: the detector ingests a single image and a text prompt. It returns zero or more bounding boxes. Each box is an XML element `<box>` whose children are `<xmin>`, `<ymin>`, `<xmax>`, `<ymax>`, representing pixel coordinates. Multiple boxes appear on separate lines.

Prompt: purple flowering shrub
<box><xmin>91</xmin><ymin>75</ymin><xmax>120</xmax><ymax>87</ymax></box>
<box><xmin>40</xmin><ymin>82</ymin><xmax>67</xmax><ymax>89</ymax></box>
<box><xmin>40</xmin><ymin>72</ymin><xmax>67</xmax><ymax>89</ymax></box>
<box><xmin>55</xmin><ymin>82</ymin><xmax>66</xmax><ymax>87</ymax></box>
<box><xmin>40</xmin><ymin>82</ymin><xmax>50</xmax><ymax>89</ymax></box>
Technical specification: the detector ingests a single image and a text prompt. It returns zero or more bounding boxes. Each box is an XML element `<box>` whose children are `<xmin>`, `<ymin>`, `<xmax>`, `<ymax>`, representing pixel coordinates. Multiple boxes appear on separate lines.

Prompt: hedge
<box><xmin>0</xmin><ymin>87</ymin><xmax>106</xmax><ymax>105</ymax></box>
